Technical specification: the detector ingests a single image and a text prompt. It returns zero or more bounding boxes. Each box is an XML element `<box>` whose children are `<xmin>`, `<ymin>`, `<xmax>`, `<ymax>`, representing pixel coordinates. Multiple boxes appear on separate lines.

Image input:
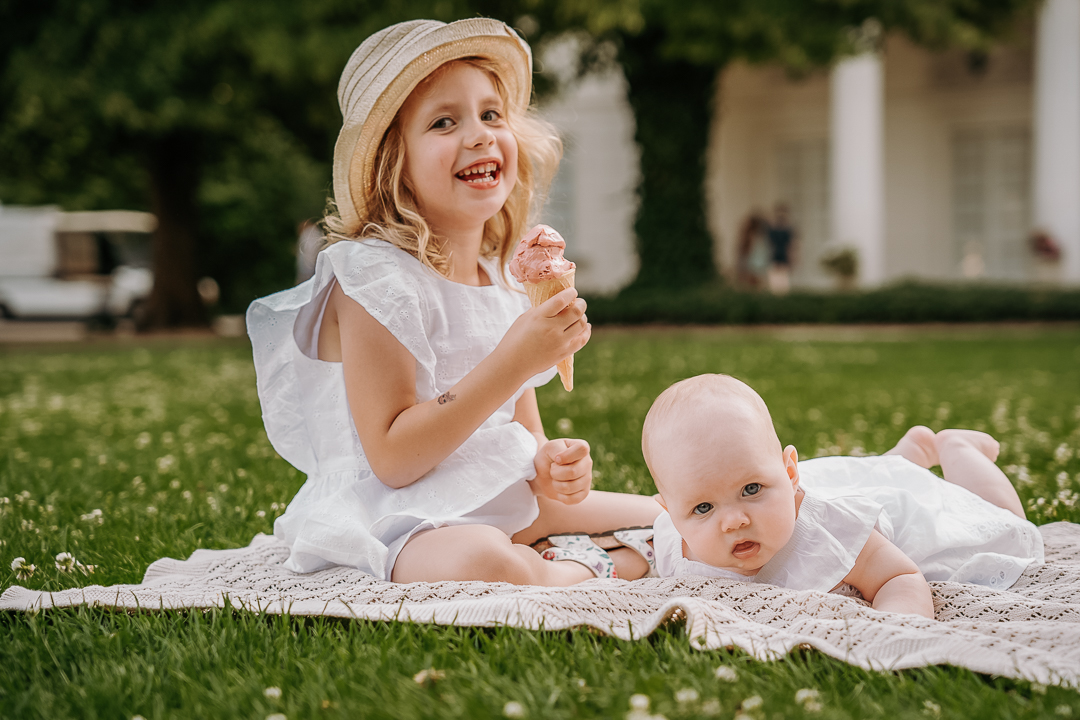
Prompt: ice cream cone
<box><xmin>524</xmin><ymin>270</ymin><xmax>576</xmax><ymax>391</ymax></box>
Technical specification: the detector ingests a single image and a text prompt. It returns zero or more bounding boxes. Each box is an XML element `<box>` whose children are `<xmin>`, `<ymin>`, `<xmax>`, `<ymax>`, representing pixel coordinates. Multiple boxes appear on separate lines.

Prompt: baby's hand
<box><xmin>499</xmin><ymin>288</ymin><xmax>590</xmax><ymax>380</ymax></box>
<box><xmin>531</xmin><ymin>438</ymin><xmax>592</xmax><ymax>505</ymax></box>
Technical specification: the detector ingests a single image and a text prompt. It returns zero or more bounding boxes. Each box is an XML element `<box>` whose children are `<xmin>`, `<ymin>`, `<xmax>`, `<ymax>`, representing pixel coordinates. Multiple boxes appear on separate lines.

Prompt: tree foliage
<box><xmin>0</xmin><ymin>0</ymin><xmax>474</xmax><ymax>321</ymax></box>
<box><xmin>0</xmin><ymin>0</ymin><xmax>1039</xmax><ymax>321</ymax></box>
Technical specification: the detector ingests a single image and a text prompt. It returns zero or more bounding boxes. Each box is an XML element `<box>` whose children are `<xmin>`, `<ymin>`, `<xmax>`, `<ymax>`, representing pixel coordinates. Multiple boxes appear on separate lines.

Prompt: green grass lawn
<box><xmin>2</xmin><ymin>326</ymin><xmax>1080</xmax><ymax>719</ymax></box>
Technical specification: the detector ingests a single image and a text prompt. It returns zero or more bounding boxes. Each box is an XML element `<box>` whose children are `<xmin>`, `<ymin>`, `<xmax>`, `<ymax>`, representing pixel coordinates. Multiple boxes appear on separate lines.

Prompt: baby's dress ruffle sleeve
<box><xmin>755</xmin><ymin>491</ymin><xmax>883</xmax><ymax>593</ymax></box>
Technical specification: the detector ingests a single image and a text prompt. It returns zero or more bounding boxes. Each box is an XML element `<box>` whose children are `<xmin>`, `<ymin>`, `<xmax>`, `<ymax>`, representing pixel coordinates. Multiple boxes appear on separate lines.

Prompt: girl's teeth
<box><xmin>459</xmin><ymin>163</ymin><xmax>497</xmax><ymax>182</ymax></box>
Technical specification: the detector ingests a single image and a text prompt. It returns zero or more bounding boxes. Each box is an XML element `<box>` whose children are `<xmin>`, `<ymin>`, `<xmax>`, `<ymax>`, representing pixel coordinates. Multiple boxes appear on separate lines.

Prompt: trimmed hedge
<box><xmin>583</xmin><ymin>281</ymin><xmax>1080</xmax><ymax>325</ymax></box>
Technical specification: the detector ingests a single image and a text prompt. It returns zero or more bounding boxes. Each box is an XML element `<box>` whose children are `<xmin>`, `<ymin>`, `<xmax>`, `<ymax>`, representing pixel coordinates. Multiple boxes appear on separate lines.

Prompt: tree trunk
<box><xmin>144</xmin><ymin>132</ymin><xmax>207</xmax><ymax>329</ymax></box>
<box><xmin>620</xmin><ymin>29</ymin><xmax>719</xmax><ymax>290</ymax></box>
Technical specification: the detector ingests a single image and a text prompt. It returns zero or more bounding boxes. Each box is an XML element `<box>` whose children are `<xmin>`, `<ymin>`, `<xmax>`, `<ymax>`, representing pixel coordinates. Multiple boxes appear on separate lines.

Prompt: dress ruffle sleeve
<box><xmin>316</xmin><ymin>241</ymin><xmax>438</xmax><ymax>387</ymax></box>
<box><xmin>755</xmin><ymin>490</ymin><xmax>883</xmax><ymax>593</ymax></box>
<box><xmin>247</xmin><ymin>241</ymin><xmax>438</xmax><ymax>475</ymax></box>
<box><xmin>246</xmin><ymin>279</ymin><xmax>320</xmax><ymax>475</ymax></box>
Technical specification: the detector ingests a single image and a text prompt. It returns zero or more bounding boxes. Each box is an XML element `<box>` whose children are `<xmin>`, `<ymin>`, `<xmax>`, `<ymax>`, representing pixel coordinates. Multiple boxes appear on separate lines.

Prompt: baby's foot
<box><xmin>885</xmin><ymin>425</ymin><xmax>939</xmax><ymax>468</ymax></box>
<box><xmin>935</xmin><ymin>428</ymin><xmax>1000</xmax><ymax>463</ymax></box>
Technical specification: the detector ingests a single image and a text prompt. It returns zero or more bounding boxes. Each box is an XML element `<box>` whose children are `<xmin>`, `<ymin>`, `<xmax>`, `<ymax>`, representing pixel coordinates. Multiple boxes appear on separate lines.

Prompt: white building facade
<box><xmin>543</xmin><ymin>0</ymin><xmax>1080</xmax><ymax>292</ymax></box>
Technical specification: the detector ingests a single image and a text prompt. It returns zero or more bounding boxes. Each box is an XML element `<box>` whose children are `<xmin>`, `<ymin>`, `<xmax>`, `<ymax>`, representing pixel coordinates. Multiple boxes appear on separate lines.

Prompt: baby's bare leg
<box><xmin>884</xmin><ymin>425</ymin><xmax>939</xmax><ymax>468</ymax></box>
<box><xmin>391</xmin><ymin>524</ymin><xmax>594</xmax><ymax>585</ymax></box>
<box><xmin>934</xmin><ymin>429</ymin><xmax>1024</xmax><ymax>518</ymax></box>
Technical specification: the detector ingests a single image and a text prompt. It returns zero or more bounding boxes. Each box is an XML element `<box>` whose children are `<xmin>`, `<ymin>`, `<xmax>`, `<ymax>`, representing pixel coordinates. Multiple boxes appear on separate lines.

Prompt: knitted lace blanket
<box><xmin>4</xmin><ymin>523</ymin><xmax>1080</xmax><ymax>687</ymax></box>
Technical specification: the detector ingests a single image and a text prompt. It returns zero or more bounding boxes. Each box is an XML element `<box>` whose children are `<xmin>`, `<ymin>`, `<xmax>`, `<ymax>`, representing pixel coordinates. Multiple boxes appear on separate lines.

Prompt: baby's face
<box><xmin>653</xmin><ymin>423</ymin><xmax>800</xmax><ymax>575</ymax></box>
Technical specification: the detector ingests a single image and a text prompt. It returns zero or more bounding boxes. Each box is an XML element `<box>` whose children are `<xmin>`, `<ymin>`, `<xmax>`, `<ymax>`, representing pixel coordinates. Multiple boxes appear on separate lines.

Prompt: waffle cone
<box><xmin>524</xmin><ymin>270</ymin><xmax>576</xmax><ymax>391</ymax></box>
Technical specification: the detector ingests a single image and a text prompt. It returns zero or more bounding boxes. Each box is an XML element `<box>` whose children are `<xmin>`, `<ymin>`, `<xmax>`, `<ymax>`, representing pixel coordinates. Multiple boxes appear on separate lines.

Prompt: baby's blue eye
<box><xmin>742</xmin><ymin>483</ymin><xmax>762</xmax><ymax>497</ymax></box>
<box><xmin>692</xmin><ymin>502</ymin><xmax>712</xmax><ymax>515</ymax></box>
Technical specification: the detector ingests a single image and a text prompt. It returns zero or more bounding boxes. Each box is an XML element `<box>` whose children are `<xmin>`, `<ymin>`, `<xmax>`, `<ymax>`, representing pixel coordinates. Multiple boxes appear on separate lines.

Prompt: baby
<box><xmin>642</xmin><ymin>374</ymin><xmax>1044</xmax><ymax>618</ymax></box>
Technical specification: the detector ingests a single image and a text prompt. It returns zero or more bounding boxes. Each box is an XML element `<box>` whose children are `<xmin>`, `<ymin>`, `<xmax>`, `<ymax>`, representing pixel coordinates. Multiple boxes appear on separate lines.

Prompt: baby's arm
<box><xmin>843</xmin><ymin>530</ymin><xmax>934</xmax><ymax>619</ymax></box>
<box><xmin>332</xmin><ymin>283</ymin><xmax>589</xmax><ymax>488</ymax></box>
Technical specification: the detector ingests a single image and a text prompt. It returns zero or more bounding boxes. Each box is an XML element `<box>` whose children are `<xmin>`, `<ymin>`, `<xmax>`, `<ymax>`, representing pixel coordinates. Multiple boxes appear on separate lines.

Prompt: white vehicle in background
<box><xmin>0</xmin><ymin>205</ymin><xmax>155</xmax><ymax>320</ymax></box>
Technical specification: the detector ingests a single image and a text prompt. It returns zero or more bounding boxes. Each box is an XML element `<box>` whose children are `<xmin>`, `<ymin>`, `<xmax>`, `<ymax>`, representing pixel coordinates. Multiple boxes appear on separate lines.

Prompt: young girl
<box><xmin>641</xmin><ymin>374</ymin><xmax>1044</xmax><ymax>618</ymax></box>
<box><xmin>247</xmin><ymin>18</ymin><xmax>660</xmax><ymax>585</ymax></box>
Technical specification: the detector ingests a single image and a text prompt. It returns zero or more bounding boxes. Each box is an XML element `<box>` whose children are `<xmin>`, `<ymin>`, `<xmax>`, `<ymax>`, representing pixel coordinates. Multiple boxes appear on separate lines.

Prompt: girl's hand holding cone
<box><xmin>498</xmin><ymin>287</ymin><xmax>589</xmax><ymax>383</ymax></box>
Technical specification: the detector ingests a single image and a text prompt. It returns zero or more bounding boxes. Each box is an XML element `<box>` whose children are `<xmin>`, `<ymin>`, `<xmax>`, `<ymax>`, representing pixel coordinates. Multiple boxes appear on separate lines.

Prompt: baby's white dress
<box><xmin>654</xmin><ymin>455</ymin><xmax>1044</xmax><ymax>593</ymax></box>
<box><xmin>247</xmin><ymin>239</ymin><xmax>557</xmax><ymax>580</ymax></box>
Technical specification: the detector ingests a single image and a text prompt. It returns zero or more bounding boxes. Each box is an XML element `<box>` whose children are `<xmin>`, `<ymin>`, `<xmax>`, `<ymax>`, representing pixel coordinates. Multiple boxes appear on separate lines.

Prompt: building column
<box><xmin>829</xmin><ymin>52</ymin><xmax>886</xmax><ymax>286</ymax></box>
<box><xmin>1033</xmin><ymin>0</ymin><xmax>1080</xmax><ymax>283</ymax></box>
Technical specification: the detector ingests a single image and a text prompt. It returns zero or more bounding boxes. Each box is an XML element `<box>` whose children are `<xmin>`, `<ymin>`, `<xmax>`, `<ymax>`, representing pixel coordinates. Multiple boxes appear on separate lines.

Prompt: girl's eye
<box><xmin>692</xmin><ymin>502</ymin><xmax>713</xmax><ymax>515</ymax></box>
<box><xmin>742</xmin><ymin>483</ymin><xmax>762</xmax><ymax>497</ymax></box>
<box><xmin>481</xmin><ymin>109</ymin><xmax>501</xmax><ymax>122</ymax></box>
<box><xmin>431</xmin><ymin>117</ymin><xmax>453</xmax><ymax>130</ymax></box>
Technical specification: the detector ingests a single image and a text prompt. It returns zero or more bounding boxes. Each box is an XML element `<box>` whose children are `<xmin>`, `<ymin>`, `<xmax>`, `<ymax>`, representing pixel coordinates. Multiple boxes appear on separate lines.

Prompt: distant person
<box><xmin>766</xmin><ymin>203</ymin><xmax>797</xmax><ymax>295</ymax></box>
<box><xmin>295</xmin><ymin>219</ymin><xmax>324</xmax><ymax>284</ymax></box>
<box><xmin>735</xmin><ymin>211</ymin><xmax>768</xmax><ymax>289</ymax></box>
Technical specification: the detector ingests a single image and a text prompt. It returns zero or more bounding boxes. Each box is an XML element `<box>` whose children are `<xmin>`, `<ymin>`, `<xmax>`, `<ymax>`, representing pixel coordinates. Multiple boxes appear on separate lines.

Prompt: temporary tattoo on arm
<box><xmin>437</xmin><ymin>392</ymin><xmax>456</xmax><ymax>405</ymax></box>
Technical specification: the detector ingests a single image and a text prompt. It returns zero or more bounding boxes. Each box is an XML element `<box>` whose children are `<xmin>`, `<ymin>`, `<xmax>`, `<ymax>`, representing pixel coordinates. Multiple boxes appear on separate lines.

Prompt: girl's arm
<box><xmin>843</xmin><ymin>530</ymin><xmax>934</xmax><ymax>619</ymax></box>
<box><xmin>513</xmin><ymin>389</ymin><xmax>592</xmax><ymax>504</ymax></box>
<box><xmin>330</xmin><ymin>282</ymin><xmax>590</xmax><ymax>488</ymax></box>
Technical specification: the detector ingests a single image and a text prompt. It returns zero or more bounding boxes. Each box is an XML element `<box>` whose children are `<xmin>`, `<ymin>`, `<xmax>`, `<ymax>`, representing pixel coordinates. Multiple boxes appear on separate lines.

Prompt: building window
<box><xmin>951</xmin><ymin>128</ymin><xmax>1031</xmax><ymax>281</ymax></box>
<box><xmin>775</xmin><ymin>139</ymin><xmax>830</xmax><ymax>285</ymax></box>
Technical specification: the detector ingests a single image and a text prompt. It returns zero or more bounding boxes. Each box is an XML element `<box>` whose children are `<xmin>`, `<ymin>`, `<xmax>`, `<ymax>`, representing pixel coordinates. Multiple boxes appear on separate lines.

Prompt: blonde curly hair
<box><xmin>322</xmin><ymin>57</ymin><xmax>562</xmax><ymax>278</ymax></box>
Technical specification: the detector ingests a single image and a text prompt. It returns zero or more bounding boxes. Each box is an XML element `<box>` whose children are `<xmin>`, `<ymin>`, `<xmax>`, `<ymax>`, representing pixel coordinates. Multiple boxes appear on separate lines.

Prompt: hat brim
<box><xmin>333</xmin><ymin>19</ymin><xmax>532</xmax><ymax>232</ymax></box>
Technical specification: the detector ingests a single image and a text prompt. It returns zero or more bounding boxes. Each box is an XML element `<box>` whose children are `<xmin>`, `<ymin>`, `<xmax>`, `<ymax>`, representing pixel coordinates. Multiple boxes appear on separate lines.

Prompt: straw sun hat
<box><xmin>333</xmin><ymin>18</ymin><xmax>533</xmax><ymax>232</ymax></box>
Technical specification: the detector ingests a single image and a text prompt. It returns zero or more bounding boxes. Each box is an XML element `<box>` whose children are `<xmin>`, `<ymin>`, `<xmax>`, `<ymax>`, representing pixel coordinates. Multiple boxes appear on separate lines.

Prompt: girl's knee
<box><xmin>407</xmin><ymin>525</ymin><xmax>535</xmax><ymax>584</ymax></box>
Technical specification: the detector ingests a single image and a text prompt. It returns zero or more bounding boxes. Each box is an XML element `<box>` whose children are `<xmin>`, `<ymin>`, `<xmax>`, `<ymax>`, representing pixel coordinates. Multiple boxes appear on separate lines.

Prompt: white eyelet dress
<box><xmin>654</xmin><ymin>455</ymin><xmax>1044</xmax><ymax>592</ymax></box>
<box><xmin>247</xmin><ymin>239</ymin><xmax>557</xmax><ymax>580</ymax></box>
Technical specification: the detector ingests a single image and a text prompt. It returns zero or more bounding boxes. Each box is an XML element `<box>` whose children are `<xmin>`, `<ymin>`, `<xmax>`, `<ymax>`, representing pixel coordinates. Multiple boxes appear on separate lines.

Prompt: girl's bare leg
<box><xmin>933</xmin><ymin>428</ymin><xmax>1023</xmax><ymax>518</ymax></box>
<box><xmin>391</xmin><ymin>492</ymin><xmax>663</xmax><ymax>584</ymax></box>
<box><xmin>511</xmin><ymin>490</ymin><xmax>663</xmax><ymax>580</ymax></box>
<box><xmin>391</xmin><ymin>524</ymin><xmax>595</xmax><ymax>585</ymax></box>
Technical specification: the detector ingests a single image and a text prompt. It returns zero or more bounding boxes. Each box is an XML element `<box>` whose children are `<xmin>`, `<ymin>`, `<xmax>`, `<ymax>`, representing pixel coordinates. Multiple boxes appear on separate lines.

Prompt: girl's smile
<box><xmin>455</xmin><ymin>159</ymin><xmax>502</xmax><ymax>186</ymax></box>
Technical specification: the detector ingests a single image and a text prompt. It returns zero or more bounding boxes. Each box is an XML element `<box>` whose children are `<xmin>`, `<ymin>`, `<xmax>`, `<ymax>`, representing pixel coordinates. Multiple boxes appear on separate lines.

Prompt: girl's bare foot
<box><xmin>885</xmin><ymin>425</ymin><xmax>939</xmax><ymax>468</ymax></box>
<box><xmin>935</xmin><ymin>428</ymin><xmax>1000</xmax><ymax>463</ymax></box>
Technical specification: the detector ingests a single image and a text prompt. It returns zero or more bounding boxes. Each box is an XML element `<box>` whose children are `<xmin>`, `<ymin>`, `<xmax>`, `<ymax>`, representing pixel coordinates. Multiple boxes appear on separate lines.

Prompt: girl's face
<box><xmin>398</xmin><ymin>62</ymin><xmax>519</xmax><ymax>238</ymax></box>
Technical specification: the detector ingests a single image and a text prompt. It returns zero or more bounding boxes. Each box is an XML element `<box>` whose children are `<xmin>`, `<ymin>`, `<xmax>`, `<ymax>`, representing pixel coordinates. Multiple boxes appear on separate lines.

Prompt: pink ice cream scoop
<box><xmin>509</xmin><ymin>225</ymin><xmax>576</xmax><ymax>284</ymax></box>
<box><xmin>508</xmin><ymin>224</ymin><xmax>578</xmax><ymax>391</ymax></box>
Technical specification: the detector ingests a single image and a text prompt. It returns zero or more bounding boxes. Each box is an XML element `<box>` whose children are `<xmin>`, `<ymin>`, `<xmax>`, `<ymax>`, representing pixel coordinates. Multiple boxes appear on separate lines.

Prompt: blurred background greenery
<box><xmin>0</xmin><ymin>0</ymin><xmax>1037</xmax><ymax>325</ymax></box>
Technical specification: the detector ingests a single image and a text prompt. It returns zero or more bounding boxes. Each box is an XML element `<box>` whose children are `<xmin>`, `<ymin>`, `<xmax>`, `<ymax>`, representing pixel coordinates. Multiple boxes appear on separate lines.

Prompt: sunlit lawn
<box><xmin>2</xmin><ymin>326</ymin><xmax>1079</xmax><ymax>719</ymax></box>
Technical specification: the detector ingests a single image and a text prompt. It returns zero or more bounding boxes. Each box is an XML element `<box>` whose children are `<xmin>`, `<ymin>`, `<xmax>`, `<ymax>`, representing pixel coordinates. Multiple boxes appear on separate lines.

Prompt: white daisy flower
<box><xmin>675</xmin><ymin>688</ymin><xmax>699</xmax><ymax>703</ymax></box>
<box><xmin>55</xmin><ymin>552</ymin><xmax>76</xmax><ymax>572</ymax></box>
<box><xmin>11</xmin><ymin>557</ymin><xmax>35</xmax><ymax>581</ymax></box>
<box><xmin>714</xmin><ymin>665</ymin><xmax>738</xmax><ymax>682</ymax></box>
<box><xmin>741</xmin><ymin>695</ymin><xmax>763</xmax><ymax>711</ymax></box>
<box><xmin>412</xmin><ymin>668</ymin><xmax>445</xmax><ymax>684</ymax></box>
